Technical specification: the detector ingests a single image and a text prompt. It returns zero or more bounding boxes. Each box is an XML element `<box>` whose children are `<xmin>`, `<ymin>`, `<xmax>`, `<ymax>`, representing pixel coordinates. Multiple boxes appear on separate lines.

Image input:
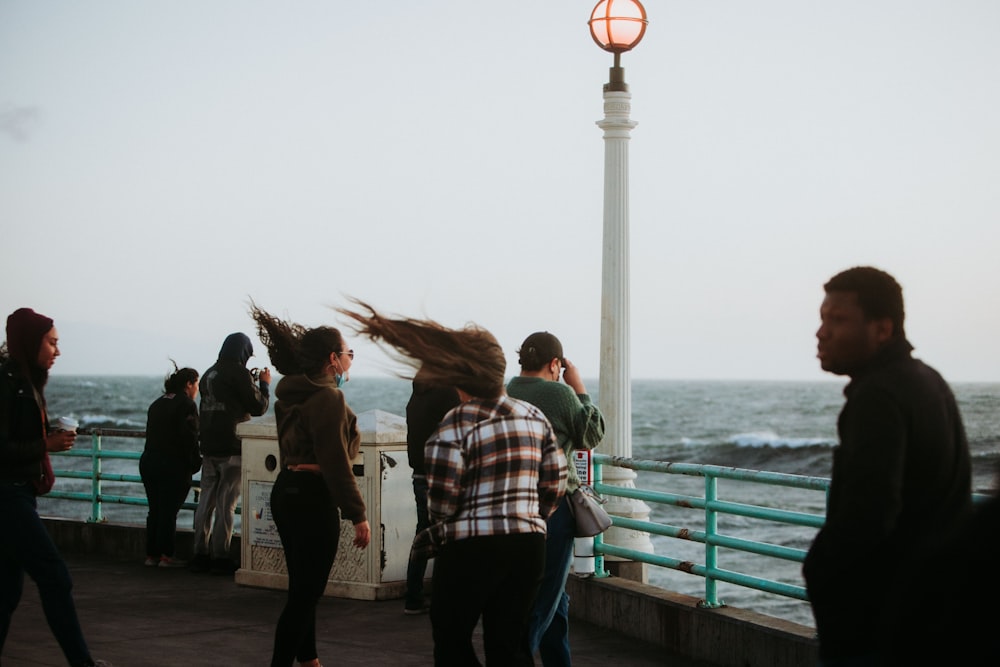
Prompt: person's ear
<box><xmin>873</xmin><ymin>318</ymin><xmax>894</xmax><ymax>344</ymax></box>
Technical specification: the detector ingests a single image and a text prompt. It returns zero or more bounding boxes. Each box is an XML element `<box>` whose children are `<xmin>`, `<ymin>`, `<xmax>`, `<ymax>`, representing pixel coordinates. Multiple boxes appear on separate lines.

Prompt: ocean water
<box><xmin>39</xmin><ymin>375</ymin><xmax>1000</xmax><ymax>627</ymax></box>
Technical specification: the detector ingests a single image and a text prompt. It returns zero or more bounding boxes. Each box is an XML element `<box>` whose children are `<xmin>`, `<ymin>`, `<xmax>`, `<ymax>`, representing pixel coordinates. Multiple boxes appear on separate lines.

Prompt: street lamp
<box><xmin>589</xmin><ymin>0</ymin><xmax>648</xmax><ymax>89</ymax></box>
<box><xmin>589</xmin><ymin>0</ymin><xmax>654</xmax><ymax>576</ymax></box>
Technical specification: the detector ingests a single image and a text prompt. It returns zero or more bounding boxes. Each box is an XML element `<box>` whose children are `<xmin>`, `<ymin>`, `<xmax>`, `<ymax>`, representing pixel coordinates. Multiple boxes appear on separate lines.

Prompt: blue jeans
<box><xmin>0</xmin><ymin>483</ymin><xmax>93</xmax><ymax>666</ymax></box>
<box><xmin>527</xmin><ymin>494</ymin><xmax>575</xmax><ymax>667</ymax></box>
<box><xmin>404</xmin><ymin>474</ymin><xmax>430</xmax><ymax>607</ymax></box>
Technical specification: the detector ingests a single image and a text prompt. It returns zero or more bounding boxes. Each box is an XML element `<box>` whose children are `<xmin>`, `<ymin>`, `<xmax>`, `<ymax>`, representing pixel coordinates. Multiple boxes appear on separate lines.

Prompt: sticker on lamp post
<box><xmin>572</xmin><ymin>450</ymin><xmax>596</xmax><ymax>575</ymax></box>
<box><xmin>573</xmin><ymin>450</ymin><xmax>591</xmax><ymax>485</ymax></box>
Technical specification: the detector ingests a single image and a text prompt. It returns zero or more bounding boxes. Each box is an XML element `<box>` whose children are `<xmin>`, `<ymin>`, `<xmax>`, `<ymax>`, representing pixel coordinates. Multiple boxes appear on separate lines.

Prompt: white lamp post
<box><xmin>589</xmin><ymin>0</ymin><xmax>654</xmax><ymax>575</ymax></box>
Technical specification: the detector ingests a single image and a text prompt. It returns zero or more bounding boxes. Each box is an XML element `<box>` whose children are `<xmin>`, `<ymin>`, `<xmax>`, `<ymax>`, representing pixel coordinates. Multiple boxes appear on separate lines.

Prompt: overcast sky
<box><xmin>2</xmin><ymin>1</ymin><xmax>998</xmax><ymax>382</ymax></box>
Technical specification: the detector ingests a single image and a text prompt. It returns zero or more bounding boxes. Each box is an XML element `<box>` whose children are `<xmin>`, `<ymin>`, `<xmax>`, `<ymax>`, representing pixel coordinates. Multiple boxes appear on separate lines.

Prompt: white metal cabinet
<box><xmin>236</xmin><ymin>409</ymin><xmax>419</xmax><ymax>600</ymax></box>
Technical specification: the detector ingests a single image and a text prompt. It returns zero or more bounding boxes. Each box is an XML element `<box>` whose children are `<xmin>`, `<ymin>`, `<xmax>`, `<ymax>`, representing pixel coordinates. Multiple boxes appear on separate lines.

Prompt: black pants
<box><xmin>269</xmin><ymin>469</ymin><xmax>340</xmax><ymax>667</ymax></box>
<box><xmin>1</xmin><ymin>483</ymin><xmax>93</xmax><ymax>666</ymax></box>
<box><xmin>139</xmin><ymin>456</ymin><xmax>191</xmax><ymax>559</ymax></box>
<box><xmin>431</xmin><ymin>532</ymin><xmax>545</xmax><ymax>666</ymax></box>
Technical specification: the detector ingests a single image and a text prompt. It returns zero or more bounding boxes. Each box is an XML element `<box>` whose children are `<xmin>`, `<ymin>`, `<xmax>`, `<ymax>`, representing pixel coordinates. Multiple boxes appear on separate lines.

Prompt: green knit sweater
<box><xmin>506</xmin><ymin>376</ymin><xmax>605</xmax><ymax>493</ymax></box>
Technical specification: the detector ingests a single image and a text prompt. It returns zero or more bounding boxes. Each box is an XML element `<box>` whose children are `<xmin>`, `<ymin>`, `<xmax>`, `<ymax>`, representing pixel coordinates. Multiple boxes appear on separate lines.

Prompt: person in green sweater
<box><xmin>506</xmin><ymin>331</ymin><xmax>605</xmax><ymax>667</ymax></box>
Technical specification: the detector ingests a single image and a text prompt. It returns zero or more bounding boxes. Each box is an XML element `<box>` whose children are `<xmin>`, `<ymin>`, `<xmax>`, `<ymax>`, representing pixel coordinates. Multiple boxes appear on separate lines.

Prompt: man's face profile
<box><xmin>816</xmin><ymin>291</ymin><xmax>890</xmax><ymax>376</ymax></box>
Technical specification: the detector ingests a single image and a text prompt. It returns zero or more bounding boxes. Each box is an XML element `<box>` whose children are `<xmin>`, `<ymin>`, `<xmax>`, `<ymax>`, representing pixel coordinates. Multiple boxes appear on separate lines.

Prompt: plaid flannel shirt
<box><xmin>424</xmin><ymin>394</ymin><xmax>567</xmax><ymax>546</ymax></box>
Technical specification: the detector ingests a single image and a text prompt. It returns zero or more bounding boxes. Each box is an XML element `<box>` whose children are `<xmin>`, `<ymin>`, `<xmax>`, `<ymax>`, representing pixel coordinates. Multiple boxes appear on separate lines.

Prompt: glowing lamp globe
<box><xmin>589</xmin><ymin>0</ymin><xmax>648</xmax><ymax>54</ymax></box>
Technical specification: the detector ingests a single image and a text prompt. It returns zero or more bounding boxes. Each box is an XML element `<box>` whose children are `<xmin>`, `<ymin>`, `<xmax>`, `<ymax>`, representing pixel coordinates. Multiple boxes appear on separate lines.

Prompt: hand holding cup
<box><xmin>47</xmin><ymin>416</ymin><xmax>78</xmax><ymax>452</ymax></box>
<box><xmin>55</xmin><ymin>416</ymin><xmax>78</xmax><ymax>433</ymax></box>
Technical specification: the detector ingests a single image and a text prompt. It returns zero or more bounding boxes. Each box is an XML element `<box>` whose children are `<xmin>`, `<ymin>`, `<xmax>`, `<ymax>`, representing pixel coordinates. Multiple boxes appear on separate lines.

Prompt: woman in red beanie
<box><xmin>0</xmin><ymin>307</ymin><xmax>111</xmax><ymax>667</ymax></box>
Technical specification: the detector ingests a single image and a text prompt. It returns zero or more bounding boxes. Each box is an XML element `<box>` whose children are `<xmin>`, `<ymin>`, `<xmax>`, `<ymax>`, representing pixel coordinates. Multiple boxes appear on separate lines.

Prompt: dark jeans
<box><xmin>431</xmin><ymin>532</ymin><xmax>545</xmax><ymax>667</ymax></box>
<box><xmin>0</xmin><ymin>483</ymin><xmax>93</xmax><ymax>667</ymax></box>
<box><xmin>527</xmin><ymin>495</ymin><xmax>575</xmax><ymax>666</ymax></box>
<box><xmin>269</xmin><ymin>469</ymin><xmax>340</xmax><ymax>667</ymax></box>
<box><xmin>404</xmin><ymin>474</ymin><xmax>430</xmax><ymax>607</ymax></box>
<box><xmin>139</xmin><ymin>455</ymin><xmax>191</xmax><ymax>558</ymax></box>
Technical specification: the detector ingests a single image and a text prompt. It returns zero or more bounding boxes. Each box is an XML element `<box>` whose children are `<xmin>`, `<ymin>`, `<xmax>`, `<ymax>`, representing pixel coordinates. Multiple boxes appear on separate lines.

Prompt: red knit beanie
<box><xmin>5</xmin><ymin>307</ymin><xmax>55</xmax><ymax>365</ymax></box>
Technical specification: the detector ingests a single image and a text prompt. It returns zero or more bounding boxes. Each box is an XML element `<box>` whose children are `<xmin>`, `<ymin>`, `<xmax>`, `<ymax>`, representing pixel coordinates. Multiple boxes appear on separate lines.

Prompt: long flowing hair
<box><xmin>249</xmin><ymin>302</ymin><xmax>344</xmax><ymax>377</ymax></box>
<box><xmin>336</xmin><ymin>298</ymin><xmax>506</xmax><ymax>399</ymax></box>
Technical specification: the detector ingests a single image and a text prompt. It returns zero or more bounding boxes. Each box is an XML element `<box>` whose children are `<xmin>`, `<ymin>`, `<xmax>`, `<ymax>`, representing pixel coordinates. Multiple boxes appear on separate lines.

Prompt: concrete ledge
<box><xmin>566</xmin><ymin>574</ymin><xmax>817</xmax><ymax>667</ymax></box>
<box><xmin>41</xmin><ymin>516</ymin><xmax>240</xmax><ymax>562</ymax></box>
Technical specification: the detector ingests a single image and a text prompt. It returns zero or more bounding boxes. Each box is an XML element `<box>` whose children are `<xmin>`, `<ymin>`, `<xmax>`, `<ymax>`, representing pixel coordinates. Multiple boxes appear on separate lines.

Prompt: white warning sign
<box><xmin>247</xmin><ymin>480</ymin><xmax>282</xmax><ymax>549</ymax></box>
<box><xmin>572</xmin><ymin>450</ymin><xmax>591</xmax><ymax>485</ymax></box>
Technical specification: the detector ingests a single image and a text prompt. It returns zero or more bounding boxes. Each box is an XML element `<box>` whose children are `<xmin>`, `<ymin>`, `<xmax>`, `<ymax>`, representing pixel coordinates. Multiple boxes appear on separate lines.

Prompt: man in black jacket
<box><xmin>190</xmin><ymin>332</ymin><xmax>270</xmax><ymax>574</ymax></box>
<box><xmin>803</xmin><ymin>266</ymin><xmax>972</xmax><ymax>665</ymax></box>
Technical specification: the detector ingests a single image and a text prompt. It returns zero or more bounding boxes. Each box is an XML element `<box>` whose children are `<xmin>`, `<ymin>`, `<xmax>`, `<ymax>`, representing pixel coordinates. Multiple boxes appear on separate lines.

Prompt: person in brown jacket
<box><xmin>250</xmin><ymin>304</ymin><xmax>371</xmax><ymax>667</ymax></box>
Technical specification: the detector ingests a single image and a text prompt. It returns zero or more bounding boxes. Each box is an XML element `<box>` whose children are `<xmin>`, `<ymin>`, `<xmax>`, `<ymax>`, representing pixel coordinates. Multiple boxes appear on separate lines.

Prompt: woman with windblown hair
<box><xmin>336</xmin><ymin>299</ymin><xmax>567</xmax><ymax>667</ymax></box>
<box><xmin>0</xmin><ymin>308</ymin><xmax>110</xmax><ymax>667</ymax></box>
<box><xmin>249</xmin><ymin>304</ymin><xmax>370</xmax><ymax>667</ymax></box>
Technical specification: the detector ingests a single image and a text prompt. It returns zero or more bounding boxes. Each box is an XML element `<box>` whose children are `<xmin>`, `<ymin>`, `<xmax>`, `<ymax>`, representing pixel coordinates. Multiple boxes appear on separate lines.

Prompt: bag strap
<box><xmin>29</xmin><ymin>382</ymin><xmax>52</xmax><ymax>486</ymax></box>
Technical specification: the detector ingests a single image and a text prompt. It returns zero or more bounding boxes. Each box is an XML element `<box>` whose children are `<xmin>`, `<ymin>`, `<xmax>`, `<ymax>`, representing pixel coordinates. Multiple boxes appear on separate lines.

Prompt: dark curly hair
<box><xmin>824</xmin><ymin>266</ymin><xmax>906</xmax><ymax>340</ymax></box>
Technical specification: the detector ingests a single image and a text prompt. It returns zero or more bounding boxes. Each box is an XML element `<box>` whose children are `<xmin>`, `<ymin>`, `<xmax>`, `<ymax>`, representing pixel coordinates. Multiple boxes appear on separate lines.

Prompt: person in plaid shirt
<box><xmin>337</xmin><ymin>299</ymin><xmax>567</xmax><ymax>666</ymax></box>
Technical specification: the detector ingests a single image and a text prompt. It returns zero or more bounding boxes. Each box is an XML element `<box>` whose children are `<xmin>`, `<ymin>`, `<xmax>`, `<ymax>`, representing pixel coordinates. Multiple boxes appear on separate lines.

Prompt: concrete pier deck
<box><xmin>3</xmin><ymin>553</ymin><xmax>716</xmax><ymax>667</ymax></box>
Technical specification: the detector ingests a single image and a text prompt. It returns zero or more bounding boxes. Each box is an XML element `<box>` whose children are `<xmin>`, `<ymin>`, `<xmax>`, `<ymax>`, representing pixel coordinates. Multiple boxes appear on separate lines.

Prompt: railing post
<box><xmin>592</xmin><ymin>458</ymin><xmax>609</xmax><ymax>578</ymax></box>
<box><xmin>89</xmin><ymin>430</ymin><xmax>104</xmax><ymax>523</ymax></box>
<box><xmin>699</xmin><ymin>474</ymin><xmax>724</xmax><ymax>608</ymax></box>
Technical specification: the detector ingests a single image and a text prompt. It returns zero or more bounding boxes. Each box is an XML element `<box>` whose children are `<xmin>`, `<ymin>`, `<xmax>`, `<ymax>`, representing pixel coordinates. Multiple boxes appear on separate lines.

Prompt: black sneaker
<box><xmin>210</xmin><ymin>558</ymin><xmax>238</xmax><ymax>575</ymax></box>
<box><xmin>188</xmin><ymin>553</ymin><xmax>211</xmax><ymax>573</ymax></box>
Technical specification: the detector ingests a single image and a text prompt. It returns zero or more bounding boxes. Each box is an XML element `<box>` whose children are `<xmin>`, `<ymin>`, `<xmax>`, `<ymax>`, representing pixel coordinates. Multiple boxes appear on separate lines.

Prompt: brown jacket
<box><xmin>274</xmin><ymin>374</ymin><xmax>366</xmax><ymax>524</ymax></box>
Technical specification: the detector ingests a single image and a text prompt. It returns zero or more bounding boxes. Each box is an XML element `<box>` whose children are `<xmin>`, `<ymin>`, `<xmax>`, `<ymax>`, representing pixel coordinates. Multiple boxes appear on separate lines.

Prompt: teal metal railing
<box><xmin>590</xmin><ymin>453</ymin><xmax>993</xmax><ymax>611</ymax></box>
<box><xmin>46</xmin><ymin>430</ymin><xmax>990</xmax><ymax>616</ymax></box>
<box><xmin>589</xmin><ymin>453</ymin><xmax>828</xmax><ymax>609</ymax></box>
<box><xmin>46</xmin><ymin>428</ymin><xmax>224</xmax><ymax>523</ymax></box>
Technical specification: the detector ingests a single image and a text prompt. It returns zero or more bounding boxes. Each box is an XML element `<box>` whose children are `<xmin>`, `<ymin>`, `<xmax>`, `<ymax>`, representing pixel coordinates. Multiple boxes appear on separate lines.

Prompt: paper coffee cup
<box><xmin>55</xmin><ymin>416</ymin><xmax>78</xmax><ymax>433</ymax></box>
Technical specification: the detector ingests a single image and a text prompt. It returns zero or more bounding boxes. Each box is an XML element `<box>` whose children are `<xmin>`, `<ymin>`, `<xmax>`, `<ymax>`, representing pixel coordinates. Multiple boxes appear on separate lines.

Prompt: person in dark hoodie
<box><xmin>189</xmin><ymin>332</ymin><xmax>271</xmax><ymax>575</ymax></box>
<box><xmin>1</xmin><ymin>308</ymin><xmax>112</xmax><ymax>667</ymax></box>
<box><xmin>249</xmin><ymin>304</ymin><xmax>370</xmax><ymax>667</ymax></box>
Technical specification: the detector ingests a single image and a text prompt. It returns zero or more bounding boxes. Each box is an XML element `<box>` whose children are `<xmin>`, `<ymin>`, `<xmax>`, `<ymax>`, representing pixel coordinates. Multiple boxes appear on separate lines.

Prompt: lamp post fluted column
<box><xmin>597</xmin><ymin>88</ymin><xmax>635</xmax><ymax>462</ymax></box>
<box><xmin>595</xmin><ymin>77</ymin><xmax>654</xmax><ymax>573</ymax></box>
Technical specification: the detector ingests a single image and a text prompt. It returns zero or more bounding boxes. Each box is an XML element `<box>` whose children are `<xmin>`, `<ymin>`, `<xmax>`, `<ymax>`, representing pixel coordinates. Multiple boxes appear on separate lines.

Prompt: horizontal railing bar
<box><xmin>56</xmin><ymin>449</ymin><xmax>141</xmax><ymax>461</ymax></box>
<box><xmin>706</xmin><ymin>533</ymin><xmax>806</xmax><ymax>563</ymax></box>
<box><xmin>594</xmin><ymin>483</ymin><xmax>826</xmax><ymax>529</ymax></box>
<box><xmin>607</xmin><ymin>516</ymin><xmax>808</xmax><ymax>563</ymax></box>
<box><xmin>597</xmin><ymin>542</ymin><xmax>809</xmax><ymax>601</ymax></box>
<box><xmin>705</xmin><ymin>499</ymin><xmax>827</xmax><ymax>529</ymax></box>
<box><xmin>595</xmin><ymin>454</ymin><xmax>831</xmax><ymax>491</ymax></box>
